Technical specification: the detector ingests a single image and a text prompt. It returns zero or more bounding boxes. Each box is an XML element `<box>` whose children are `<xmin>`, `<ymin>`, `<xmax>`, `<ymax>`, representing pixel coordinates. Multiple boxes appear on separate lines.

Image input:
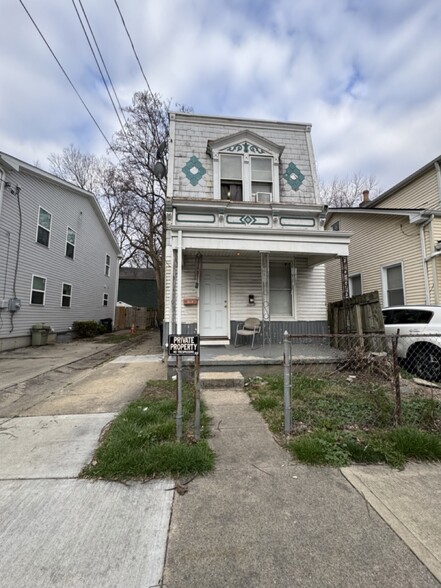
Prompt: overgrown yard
<box><xmin>81</xmin><ymin>380</ymin><xmax>214</xmax><ymax>480</ymax></box>
<box><xmin>247</xmin><ymin>375</ymin><xmax>441</xmax><ymax>468</ymax></box>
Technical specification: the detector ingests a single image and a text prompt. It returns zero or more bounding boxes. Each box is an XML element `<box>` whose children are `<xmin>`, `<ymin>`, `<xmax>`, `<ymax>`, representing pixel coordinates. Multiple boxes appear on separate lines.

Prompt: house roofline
<box><xmin>0</xmin><ymin>151</ymin><xmax>121</xmax><ymax>255</ymax></box>
<box><xmin>169</xmin><ymin>112</ymin><xmax>312</xmax><ymax>133</ymax></box>
<box><xmin>366</xmin><ymin>154</ymin><xmax>441</xmax><ymax>208</ymax></box>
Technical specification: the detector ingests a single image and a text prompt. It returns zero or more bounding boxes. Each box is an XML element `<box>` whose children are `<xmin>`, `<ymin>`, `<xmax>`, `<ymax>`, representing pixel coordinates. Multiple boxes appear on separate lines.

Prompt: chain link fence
<box><xmin>281</xmin><ymin>332</ymin><xmax>441</xmax><ymax>435</ymax></box>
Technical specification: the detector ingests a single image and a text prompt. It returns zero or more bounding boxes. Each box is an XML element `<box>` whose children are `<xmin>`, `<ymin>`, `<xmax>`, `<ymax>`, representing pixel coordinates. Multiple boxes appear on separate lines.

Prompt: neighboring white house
<box><xmin>0</xmin><ymin>152</ymin><xmax>120</xmax><ymax>351</ymax></box>
<box><xmin>163</xmin><ymin>113</ymin><xmax>350</xmax><ymax>346</ymax></box>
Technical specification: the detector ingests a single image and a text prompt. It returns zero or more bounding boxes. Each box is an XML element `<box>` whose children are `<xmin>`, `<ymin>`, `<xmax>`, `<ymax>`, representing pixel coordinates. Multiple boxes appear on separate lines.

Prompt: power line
<box><xmin>113</xmin><ymin>0</ymin><xmax>162</xmax><ymax>113</ymax></box>
<box><xmin>18</xmin><ymin>0</ymin><xmax>116</xmax><ymax>156</ymax></box>
<box><xmin>75</xmin><ymin>0</ymin><xmax>128</xmax><ymax>127</ymax></box>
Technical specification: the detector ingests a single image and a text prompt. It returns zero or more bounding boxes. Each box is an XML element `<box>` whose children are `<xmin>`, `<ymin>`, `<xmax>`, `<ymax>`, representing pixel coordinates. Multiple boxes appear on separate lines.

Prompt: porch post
<box><xmin>260</xmin><ymin>251</ymin><xmax>271</xmax><ymax>354</ymax></box>
<box><xmin>176</xmin><ymin>230</ymin><xmax>183</xmax><ymax>332</ymax></box>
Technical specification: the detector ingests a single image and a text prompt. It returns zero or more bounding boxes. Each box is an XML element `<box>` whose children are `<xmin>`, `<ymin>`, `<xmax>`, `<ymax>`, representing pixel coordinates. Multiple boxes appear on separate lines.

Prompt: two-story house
<box><xmin>0</xmin><ymin>152</ymin><xmax>120</xmax><ymax>351</ymax></box>
<box><xmin>163</xmin><ymin>113</ymin><xmax>350</xmax><ymax>347</ymax></box>
<box><xmin>325</xmin><ymin>155</ymin><xmax>441</xmax><ymax>307</ymax></box>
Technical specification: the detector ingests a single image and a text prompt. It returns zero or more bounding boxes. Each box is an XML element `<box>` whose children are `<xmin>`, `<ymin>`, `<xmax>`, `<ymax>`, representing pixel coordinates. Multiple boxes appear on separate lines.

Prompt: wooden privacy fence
<box><xmin>115</xmin><ymin>307</ymin><xmax>157</xmax><ymax>330</ymax></box>
<box><xmin>328</xmin><ymin>291</ymin><xmax>386</xmax><ymax>351</ymax></box>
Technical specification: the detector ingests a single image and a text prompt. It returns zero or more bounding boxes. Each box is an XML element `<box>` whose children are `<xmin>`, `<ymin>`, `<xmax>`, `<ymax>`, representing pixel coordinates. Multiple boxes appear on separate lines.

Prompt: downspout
<box><xmin>113</xmin><ymin>256</ymin><xmax>122</xmax><ymax>329</ymax></box>
<box><xmin>176</xmin><ymin>230</ymin><xmax>183</xmax><ymax>332</ymax></box>
<box><xmin>420</xmin><ymin>216</ymin><xmax>432</xmax><ymax>304</ymax></box>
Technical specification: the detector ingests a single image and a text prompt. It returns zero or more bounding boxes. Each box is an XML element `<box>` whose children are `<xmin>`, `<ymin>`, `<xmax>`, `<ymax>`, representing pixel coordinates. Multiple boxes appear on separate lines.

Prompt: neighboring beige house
<box><xmin>164</xmin><ymin>113</ymin><xmax>350</xmax><ymax>346</ymax></box>
<box><xmin>325</xmin><ymin>155</ymin><xmax>441</xmax><ymax>307</ymax></box>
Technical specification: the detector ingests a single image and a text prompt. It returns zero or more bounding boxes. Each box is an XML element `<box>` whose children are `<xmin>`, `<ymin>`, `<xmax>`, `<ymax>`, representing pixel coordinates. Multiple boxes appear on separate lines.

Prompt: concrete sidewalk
<box><xmin>163</xmin><ymin>388</ymin><xmax>439</xmax><ymax>587</ymax></box>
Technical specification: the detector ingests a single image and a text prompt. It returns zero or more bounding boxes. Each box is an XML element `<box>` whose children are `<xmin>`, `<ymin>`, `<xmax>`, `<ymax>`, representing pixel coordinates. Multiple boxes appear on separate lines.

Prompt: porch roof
<box><xmin>170</xmin><ymin>226</ymin><xmax>350</xmax><ymax>265</ymax></box>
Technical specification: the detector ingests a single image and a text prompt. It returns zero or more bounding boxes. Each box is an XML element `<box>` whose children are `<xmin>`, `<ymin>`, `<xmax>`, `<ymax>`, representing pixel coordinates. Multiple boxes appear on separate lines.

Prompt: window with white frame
<box><xmin>61</xmin><ymin>283</ymin><xmax>72</xmax><ymax>307</ymax></box>
<box><xmin>103</xmin><ymin>293</ymin><xmax>109</xmax><ymax>306</ymax></box>
<box><xmin>349</xmin><ymin>274</ymin><xmax>362</xmax><ymax>296</ymax></box>
<box><xmin>36</xmin><ymin>207</ymin><xmax>52</xmax><ymax>246</ymax></box>
<box><xmin>382</xmin><ymin>263</ymin><xmax>404</xmax><ymax>306</ymax></box>
<box><xmin>270</xmin><ymin>262</ymin><xmax>293</xmax><ymax>316</ymax></box>
<box><xmin>105</xmin><ymin>254</ymin><xmax>110</xmax><ymax>277</ymax></box>
<box><xmin>30</xmin><ymin>275</ymin><xmax>46</xmax><ymax>305</ymax></box>
<box><xmin>66</xmin><ymin>228</ymin><xmax>76</xmax><ymax>259</ymax></box>
<box><xmin>220</xmin><ymin>154</ymin><xmax>273</xmax><ymax>202</ymax></box>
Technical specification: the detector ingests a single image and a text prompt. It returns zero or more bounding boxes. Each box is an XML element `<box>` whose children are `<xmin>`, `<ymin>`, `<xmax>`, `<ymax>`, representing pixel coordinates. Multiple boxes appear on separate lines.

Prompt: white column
<box><xmin>177</xmin><ymin>230</ymin><xmax>183</xmax><ymax>332</ymax></box>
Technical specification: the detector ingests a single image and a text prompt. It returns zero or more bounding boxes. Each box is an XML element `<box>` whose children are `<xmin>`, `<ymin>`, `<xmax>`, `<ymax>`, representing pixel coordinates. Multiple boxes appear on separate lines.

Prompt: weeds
<box><xmin>247</xmin><ymin>374</ymin><xmax>441</xmax><ymax>468</ymax></box>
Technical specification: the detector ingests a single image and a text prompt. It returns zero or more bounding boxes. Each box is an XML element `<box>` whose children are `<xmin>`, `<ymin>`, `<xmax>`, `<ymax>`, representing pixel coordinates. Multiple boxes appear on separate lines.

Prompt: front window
<box><xmin>349</xmin><ymin>274</ymin><xmax>362</xmax><ymax>296</ymax></box>
<box><xmin>270</xmin><ymin>263</ymin><xmax>293</xmax><ymax>316</ymax></box>
<box><xmin>383</xmin><ymin>263</ymin><xmax>404</xmax><ymax>306</ymax></box>
<box><xmin>251</xmin><ymin>157</ymin><xmax>272</xmax><ymax>201</ymax></box>
<box><xmin>37</xmin><ymin>207</ymin><xmax>52</xmax><ymax>246</ymax></box>
<box><xmin>61</xmin><ymin>283</ymin><xmax>72</xmax><ymax>307</ymax></box>
<box><xmin>31</xmin><ymin>275</ymin><xmax>46</xmax><ymax>305</ymax></box>
<box><xmin>220</xmin><ymin>154</ymin><xmax>243</xmax><ymax>201</ymax></box>
<box><xmin>66</xmin><ymin>228</ymin><xmax>76</xmax><ymax>259</ymax></box>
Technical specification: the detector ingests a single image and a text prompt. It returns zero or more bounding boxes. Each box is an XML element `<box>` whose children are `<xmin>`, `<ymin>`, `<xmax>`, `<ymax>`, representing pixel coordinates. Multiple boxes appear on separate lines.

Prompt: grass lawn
<box><xmin>81</xmin><ymin>380</ymin><xmax>215</xmax><ymax>480</ymax></box>
<box><xmin>247</xmin><ymin>375</ymin><xmax>441</xmax><ymax>468</ymax></box>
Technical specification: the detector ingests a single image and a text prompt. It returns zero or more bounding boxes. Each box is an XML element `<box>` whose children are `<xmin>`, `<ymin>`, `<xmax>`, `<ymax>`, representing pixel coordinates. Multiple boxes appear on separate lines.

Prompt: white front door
<box><xmin>200</xmin><ymin>268</ymin><xmax>228</xmax><ymax>337</ymax></box>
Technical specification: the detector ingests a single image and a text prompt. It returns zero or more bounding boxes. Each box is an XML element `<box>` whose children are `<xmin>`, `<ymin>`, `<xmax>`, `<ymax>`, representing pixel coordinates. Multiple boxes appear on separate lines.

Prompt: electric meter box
<box><xmin>8</xmin><ymin>298</ymin><xmax>21</xmax><ymax>312</ymax></box>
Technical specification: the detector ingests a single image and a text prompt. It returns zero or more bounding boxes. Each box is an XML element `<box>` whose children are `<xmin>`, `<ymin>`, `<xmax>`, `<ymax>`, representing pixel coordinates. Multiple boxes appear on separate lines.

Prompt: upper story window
<box><xmin>37</xmin><ymin>207</ymin><xmax>52</xmax><ymax>247</ymax></box>
<box><xmin>105</xmin><ymin>254</ymin><xmax>111</xmax><ymax>277</ymax></box>
<box><xmin>66</xmin><ymin>228</ymin><xmax>76</xmax><ymax>259</ymax></box>
<box><xmin>208</xmin><ymin>130</ymin><xmax>284</xmax><ymax>204</ymax></box>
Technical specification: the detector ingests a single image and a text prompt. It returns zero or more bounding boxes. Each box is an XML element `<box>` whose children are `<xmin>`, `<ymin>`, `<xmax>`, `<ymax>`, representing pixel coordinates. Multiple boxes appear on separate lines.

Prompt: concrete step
<box><xmin>200</xmin><ymin>371</ymin><xmax>244</xmax><ymax>389</ymax></box>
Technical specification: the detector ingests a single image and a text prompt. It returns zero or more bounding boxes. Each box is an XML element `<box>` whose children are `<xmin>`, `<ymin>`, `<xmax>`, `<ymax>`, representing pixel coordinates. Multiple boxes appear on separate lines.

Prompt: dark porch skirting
<box><xmin>162</xmin><ymin>320</ymin><xmax>328</xmax><ymax>345</ymax></box>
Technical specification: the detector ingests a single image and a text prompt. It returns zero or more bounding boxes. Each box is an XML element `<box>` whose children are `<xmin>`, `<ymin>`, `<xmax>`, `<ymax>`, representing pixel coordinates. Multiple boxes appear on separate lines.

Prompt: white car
<box><xmin>382</xmin><ymin>306</ymin><xmax>441</xmax><ymax>381</ymax></box>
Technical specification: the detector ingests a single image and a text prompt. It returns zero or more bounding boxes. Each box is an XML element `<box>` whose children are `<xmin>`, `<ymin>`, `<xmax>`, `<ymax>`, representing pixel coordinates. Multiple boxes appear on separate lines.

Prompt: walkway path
<box><xmin>164</xmin><ymin>388</ymin><xmax>438</xmax><ymax>587</ymax></box>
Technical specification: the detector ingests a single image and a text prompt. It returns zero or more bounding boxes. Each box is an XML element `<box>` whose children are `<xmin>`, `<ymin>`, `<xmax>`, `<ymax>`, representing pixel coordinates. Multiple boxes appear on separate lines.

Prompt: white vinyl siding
<box><xmin>36</xmin><ymin>207</ymin><xmax>52</xmax><ymax>247</ymax></box>
<box><xmin>0</xmin><ymin>162</ymin><xmax>120</xmax><ymax>347</ymax></box>
<box><xmin>31</xmin><ymin>275</ymin><xmax>46</xmax><ymax>305</ymax></box>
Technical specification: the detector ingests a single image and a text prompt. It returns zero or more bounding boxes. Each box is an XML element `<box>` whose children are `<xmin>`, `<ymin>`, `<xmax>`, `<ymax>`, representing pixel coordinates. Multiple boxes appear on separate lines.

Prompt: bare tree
<box><xmin>49</xmin><ymin>92</ymin><xmax>191</xmax><ymax>320</ymax></box>
<box><xmin>319</xmin><ymin>173</ymin><xmax>380</xmax><ymax>208</ymax></box>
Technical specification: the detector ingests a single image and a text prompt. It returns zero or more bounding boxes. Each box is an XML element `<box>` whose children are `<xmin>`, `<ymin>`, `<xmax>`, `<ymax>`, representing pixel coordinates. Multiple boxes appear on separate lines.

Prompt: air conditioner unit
<box><xmin>254</xmin><ymin>192</ymin><xmax>272</xmax><ymax>204</ymax></box>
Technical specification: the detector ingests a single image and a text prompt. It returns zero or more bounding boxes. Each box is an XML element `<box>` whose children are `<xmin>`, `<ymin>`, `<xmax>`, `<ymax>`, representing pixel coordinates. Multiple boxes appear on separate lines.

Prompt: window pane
<box><xmin>270</xmin><ymin>264</ymin><xmax>291</xmax><ymax>288</ymax></box>
<box><xmin>31</xmin><ymin>291</ymin><xmax>44</xmax><ymax>305</ymax></box>
<box><xmin>67</xmin><ymin>229</ymin><xmax>76</xmax><ymax>245</ymax></box>
<box><xmin>251</xmin><ymin>182</ymin><xmax>272</xmax><ymax>195</ymax></box>
<box><xmin>251</xmin><ymin>157</ymin><xmax>272</xmax><ymax>182</ymax></box>
<box><xmin>270</xmin><ymin>291</ymin><xmax>292</xmax><ymax>315</ymax></box>
<box><xmin>221</xmin><ymin>155</ymin><xmax>242</xmax><ymax>180</ymax></box>
<box><xmin>33</xmin><ymin>276</ymin><xmax>46</xmax><ymax>291</ymax></box>
<box><xmin>63</xmin><ymin>284</ymin><xmax>71</xmax><ymax>296</ymax></box>
<box><xmin>37</xmin><ymin>227</ymin><xmax>49</xmax><ymax>246</ymax></box>
<box><xmin>350</xmin><ymin>275</ymin><xmax>362</xmax><ymax>296</ymax></box>
<box><xmin>66</xmin><ymin>243</ymin><xmax>74</xmax><ymax>259</ymax></box>
<box><xmin>388</xmin><ymin>289</ymin><xmax>404</xmax><ymax>306</ymax></box>
<box><xmin>62</xmin><ymin>296</ymin><xmax>71</xmax><ymax>307</ymax></box>
<box><xmin>39</xmin><ymin>208</ymin><xmax>51</xmax><ymax>229</ymax></box>
<box><xmin>387</xmin><ymin>266</ymin><xmax>403</xmax><ymax>290</ymax></box>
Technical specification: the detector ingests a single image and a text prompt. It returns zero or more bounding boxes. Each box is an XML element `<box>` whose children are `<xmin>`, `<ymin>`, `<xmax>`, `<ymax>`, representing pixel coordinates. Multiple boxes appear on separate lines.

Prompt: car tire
<box><xmin>409</xmin><ymin>344</ymin><xmax>441</xmax><ymax>382</ymax></box>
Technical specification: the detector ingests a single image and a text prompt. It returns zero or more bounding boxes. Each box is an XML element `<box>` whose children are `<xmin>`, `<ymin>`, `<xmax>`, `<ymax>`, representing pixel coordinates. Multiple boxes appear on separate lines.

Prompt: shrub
<box><xmin>73</xmin><ymin>320</ymin><xmax>106</xmax><ymax>338</ymax></box>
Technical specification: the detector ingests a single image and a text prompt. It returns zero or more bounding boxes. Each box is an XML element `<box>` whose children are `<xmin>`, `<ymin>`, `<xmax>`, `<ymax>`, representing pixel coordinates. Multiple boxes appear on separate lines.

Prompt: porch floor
<box><xmin>169</xmin><ymin>341</ymin><xmax>346</xmax><ymax>368</ymax></box>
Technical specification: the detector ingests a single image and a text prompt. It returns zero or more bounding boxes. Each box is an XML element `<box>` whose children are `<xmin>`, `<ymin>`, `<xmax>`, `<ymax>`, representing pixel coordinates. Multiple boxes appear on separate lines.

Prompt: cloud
<box><xmin>0</xmin><ymin>0</ymin><xmax>439</xmax><ymax>192</ymax></box>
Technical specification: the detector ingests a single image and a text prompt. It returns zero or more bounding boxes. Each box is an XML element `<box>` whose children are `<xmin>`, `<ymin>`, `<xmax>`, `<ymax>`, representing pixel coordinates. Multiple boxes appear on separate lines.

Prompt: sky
<box><xmin>1</xmin><ymin>0</ymin><xmax>440</xmax><ymax>193</ymax></box>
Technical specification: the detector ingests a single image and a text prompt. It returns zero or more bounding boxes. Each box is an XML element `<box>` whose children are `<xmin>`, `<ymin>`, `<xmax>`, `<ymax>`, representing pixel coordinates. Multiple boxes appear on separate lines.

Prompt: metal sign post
<box><xmin>194</xmin><ymin>351</ymin><xmax>201</xmax><ymax>440</ymax></box>
<box><xmin>168</xmin><ymin>335</ymin><xmax>200</xmax><ymax>440</ymax></box>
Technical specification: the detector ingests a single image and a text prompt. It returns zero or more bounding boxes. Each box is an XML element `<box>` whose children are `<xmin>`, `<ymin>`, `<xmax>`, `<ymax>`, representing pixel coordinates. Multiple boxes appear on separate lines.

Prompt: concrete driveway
<box><xmin>0</xmin><ymin>331</ymin><xmax>173</xmax><ymax>588</ymax></box>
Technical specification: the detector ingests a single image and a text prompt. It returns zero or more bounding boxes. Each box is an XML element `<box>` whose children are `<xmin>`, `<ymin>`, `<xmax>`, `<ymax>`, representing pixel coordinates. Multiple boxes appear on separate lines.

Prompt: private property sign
<box><xmin>168</xmin><ymin>334</ymin><xmax>200</xmax><ymax>356</ymax></box>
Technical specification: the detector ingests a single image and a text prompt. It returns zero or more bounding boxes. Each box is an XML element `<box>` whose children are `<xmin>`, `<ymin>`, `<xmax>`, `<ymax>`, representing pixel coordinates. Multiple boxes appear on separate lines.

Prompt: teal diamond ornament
<box><xmin>240</xmin><ymin>215</ymin><xmax>256</xmax><ymax>225</ymax></box>
<box><xmin>283</xmin><ymin>162</ymin><xmax>305</xmax><ymax>191</ymax></box>
<box><xmin>182</xmin><ymin>156</ymin><xmax>206</xmax><ymax>186</ymax></box>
